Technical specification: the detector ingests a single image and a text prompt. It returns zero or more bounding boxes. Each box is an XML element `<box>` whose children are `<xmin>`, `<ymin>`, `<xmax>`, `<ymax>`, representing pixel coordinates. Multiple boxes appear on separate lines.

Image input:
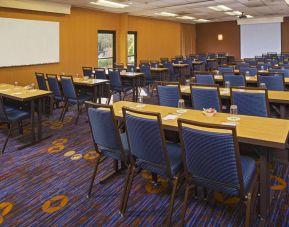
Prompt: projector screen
<box><xmin>0</xmin><ymin>17</ymin><xmax>59</xmax><ymax>67</ymax></box>
<box><xmin>240</xmin><ymin>22</ymin><xmax>281</xmax><ymax>59</ymax></box>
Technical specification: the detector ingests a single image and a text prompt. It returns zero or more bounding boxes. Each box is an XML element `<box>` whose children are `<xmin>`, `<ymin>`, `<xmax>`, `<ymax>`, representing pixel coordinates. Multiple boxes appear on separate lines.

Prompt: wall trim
<box><xmin>0</xmin><ymin>0</ymin><xmax>71</xmax><ymax>14</ymax></box>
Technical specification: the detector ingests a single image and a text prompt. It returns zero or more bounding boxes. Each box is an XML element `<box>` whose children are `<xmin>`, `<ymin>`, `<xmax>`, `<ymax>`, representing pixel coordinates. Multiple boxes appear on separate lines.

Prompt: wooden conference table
<box><xmin>113</xmin><ymin>101</ymin><xmax>289</xmax><ymax>225</ymax></box>
<box><xmin>119</xmin><ymin>72</ymin><xmax>144</xmax><ymax>102</ymax></box>
<box><xmin>0</xmin><ymin>83</ymin><xmax>51</xmax><ymax>145</ymax></box>
<box><xmin>180</xmin><ymin>86</ymin><xmax>289</xmax><ymax>118</ymax></box>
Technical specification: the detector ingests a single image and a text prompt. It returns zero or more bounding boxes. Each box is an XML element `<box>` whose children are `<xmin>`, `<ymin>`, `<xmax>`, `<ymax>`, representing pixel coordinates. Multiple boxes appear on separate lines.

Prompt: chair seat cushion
<box><xmin>99</xmin><ymin>133</ymin><xmax>129</xmax><ymax>161</ymax></box>
<box><xmin>6</xmin><ymin>109</ymin><xmax>30</xmax><ymax>122</ymax></box>
<box><xmin>4</xmin><ymin>106</ymin><xmax>15</xmax><ymax>112</ymax></box>
<box><xmin>136</xmin><ymin>143</ymin><xmax>182</xmax><ymax>177</ymax></box>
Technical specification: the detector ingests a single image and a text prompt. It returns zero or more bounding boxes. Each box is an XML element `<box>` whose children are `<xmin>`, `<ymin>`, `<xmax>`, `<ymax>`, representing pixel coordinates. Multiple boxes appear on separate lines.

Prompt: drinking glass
<box><xmin>131</xmin><ymin>67</ymin><xmax>134</xmax><ymax>73</ymax></box>
<box><xmin>136</xmin><ymin>96</ymin><xmax>145</xmax><ymax>108</ymax></box>
<box><xmin>225</xmin><ymin>81</ymin><xmax>230</xmax><ymax>89</ymax></box>
<box><xmin>177</xmin><ymin>99</ymin><xmax>186</xmax><ymax>113</ymax></box>
<box><xmin>31</xmin><ymin>83</ymin><xmax>35</xmax><ymax>89</ymax></box>
<box><xmin>260</xmin><ymin>83</ymin><xmax>266</xmax><ymax>89</ymax></box>
<box><xmin>229</xmin><ymin>105</ymin><xmax>239</xmax><ymax>121</ymax></box>
<box><xmin>14</xmin><ymin>81</ymin><xmax>18</xmax><ymax>87</ymax></box>
<box><xmin>185</xmin><ymin>79</ymin><xmax>190</xmax><ymax>86</ymax></box>
<box><xmin>245</xmin><ymin>71</ymin><xmax>250</xmax><ymax>76</ymax></box>
<box><xmin>260</xmin><ymin>65</ymin><xmax>264</xmax><ymax>70</ymax></box>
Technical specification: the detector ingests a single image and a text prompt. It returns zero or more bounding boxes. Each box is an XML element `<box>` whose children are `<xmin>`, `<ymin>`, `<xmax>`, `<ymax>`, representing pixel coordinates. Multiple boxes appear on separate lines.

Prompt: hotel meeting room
<box><xmin>1</xmin><ymin>0</ymin><xmax>289</xmax><ymax>226</ymax></box>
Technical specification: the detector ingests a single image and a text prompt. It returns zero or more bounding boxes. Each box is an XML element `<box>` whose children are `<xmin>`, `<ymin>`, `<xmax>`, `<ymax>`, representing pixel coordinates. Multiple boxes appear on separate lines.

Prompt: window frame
<box><xmin>97</xmin><ymin>30</ymin><xmax>116</xmax><ymax>68</ymax></box>
<box><xmin>127</xmin><ymin>31</ymin><xmax>137</xmax><ymax>66</ymax></box>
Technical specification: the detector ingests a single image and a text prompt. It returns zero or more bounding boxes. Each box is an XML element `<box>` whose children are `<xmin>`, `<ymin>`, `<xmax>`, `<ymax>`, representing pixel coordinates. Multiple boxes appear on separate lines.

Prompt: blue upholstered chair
<box><xmin>231</xmin><ymin>87</ymin><xmax>269</xmax><ymax>117</ymax></box>
<box><xmin>269</xmin><ymin>68</ymin><xmax>289</xmax><ymax>77</ymax></box>
<box><xmin>82</xmin><ymin>67</ymin><xmax>94</xmax><ymax>78</ymax></box>
<box><xmin>60</xmin><ymin>76</ymin><xmax>92</xmax><ymax>124</ymax></box>
<box><xmin>190</xmin><ymin>84</ymin><xmax>222</xmax><ymax>112</ymax></box>
<box><xmin>0</xmin><ymin>96</ymin><xmax>30</xmax><ymax>154</ymax></box>
<box><xmin>195</xmin><ymin>73</ymin><xmax>215</xmax><ymax>85</ymax></box>
<box><xmin>139</xmin><ymin>60</ymin><xmax>150</xmax><ymax>66</ymax></box>
<box><xmin>257</xmin><ymin>63</ymin><xmax>270</xmax><ymax>70</ymax></box>
<box><xmin>178</xmin><ymin>119</ymin><xmax>258</xmax><ymax>227</ymax></box>
<box><xmin>46</xmin><ymin>74</ymin><xmax>64</xmax><ymax>105</ymax></box>
<box><xmin>218</xmin><ymin>66</ymin><xmax>234</xmax><ymax>74</ymax></box>
<box><xmin>108</xmin><ymin>69</ymin><xmax>132</xmax><ymax>100</ymax></box>
<box><xmin>94</xmin><ymin>68</ymin><xmax>107</xmax><ymax>79</ymax></box>
<box><xmin>140</xmin><ymin>65</ymin><xmax>153</xmax><ymax>94</ymax></box>
<box><xmin>160</xmin><ymin>58</ymin><xmax>169</xmax><ymax>64</ymax></box>
<box><xmin>258</xmin><ymin>74</ymin><xmax>285</xmax><ymax>91</ymax></box>
<box><xmin>157</xmin><ymin>82</ymin><xmax>180</xmax><ymax>107</ymax></box>
<box><xmin>236</xmin><ymin>63</ymin><xmax>250</xmax><ymax>70</ymax></box>
<box><xmin>183</xmin><ymin>58</ymin><xmax>193</xmax><ymax>72</ymax></box>
<box><xmin>223</xmin><ymin>73</ymin><xmax>246</xmax><ymax>87</ymax></box>
<box><xmin>120</xmin><ymin>107</ymin><xmax>182</xmax><ymax>225</ymax></box>
<box><xmin>239</xmin><ymin>67</ymin><xmax>257</xmax><ymax>76</ymax></box>
<box><xmin>85</xmin><ymin>102</ymin><xmax>129</xmax><ymax>197</ymax></box>
<box><xmin>208</xmin><ymin>53</ymin><xmax>216</xmax><ymax>59</ymax></box>
<box><xmin>163</xmin><ymin>62</ymin><xmax>179</xmax><ymax>81</ymax></box>
<box><xmin>35</xmin><ymin>73</ymin><xmax>48</xmax><ymax>90</ymax></box>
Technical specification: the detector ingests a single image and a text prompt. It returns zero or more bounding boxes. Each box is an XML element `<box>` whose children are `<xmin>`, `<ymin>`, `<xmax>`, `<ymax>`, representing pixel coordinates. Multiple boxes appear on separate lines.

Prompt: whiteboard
<box><xmin>240</xmin><ymin>23</ymin><xmax>281</xmax><ymax>59</ymax></box>
<box><xmin>0</xmin><ymin>17</ymin><xmax>59</xmax><ymax>67</ymax></box>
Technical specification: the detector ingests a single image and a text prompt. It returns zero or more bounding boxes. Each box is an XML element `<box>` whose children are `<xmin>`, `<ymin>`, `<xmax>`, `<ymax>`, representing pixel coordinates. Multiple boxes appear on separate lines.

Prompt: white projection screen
<box><xmin>240</xmin><ymin>22</ymin><xmax>281</xmax><ymax>59</ymax></box>
<box><xmin>0</xmin><ymin>17</ymin><xmax>59</xmax><ymax>67</ymax></box>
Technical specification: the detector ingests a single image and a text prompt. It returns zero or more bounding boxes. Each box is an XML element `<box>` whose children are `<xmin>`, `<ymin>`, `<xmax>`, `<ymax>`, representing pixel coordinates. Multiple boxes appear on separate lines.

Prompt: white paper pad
<box><xmin>162</xmin><ymin>114</ymin><xmax>178</xmax><ymax>120</ymax></box>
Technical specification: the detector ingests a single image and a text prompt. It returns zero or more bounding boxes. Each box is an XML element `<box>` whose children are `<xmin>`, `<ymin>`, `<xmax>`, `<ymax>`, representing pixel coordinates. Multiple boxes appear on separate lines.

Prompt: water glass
<box><xmin>260</xmin><ymin>65</ymin><xmax>264</xmax><ymax>70</ymax></box>
<box><xmin>185</xmin><ymin>79</ymin><xmax>190</xmax><ymax>86</ymax></box>
<box><xmin>131</xmin><ymin>67</ymin><xmax>134</xmax><ymax>73</ymax></box>
<box><xmin>31</xmin><ymin>83</ymin><xmax>35</xmax><ymax>89</ymax></box>
<box><xmin>136</xmin><ymin>96</ymin><xmax>145</xmax><ymax>108</ymax></box>
<box><xmin>178</xmin><ymin>61</ymin><xmax>182</xmax><ymax>64</ymax></box>
<box><xmin>177</xmin><ymin>99</ymin><xmax>185</xmax><ymax>113</ymax></box>
<box><xmin>14</xmin><ymin>81</ymin><xmax>18</xmax><ymax>87</ymax></box>
<box><xmin>260</xmin><ymin>83</ymin><xmax>266</xmax><ymax>89</ymax></box>
<box><xmin>230</xmin><ymin>105</ymin><xmax>238</xmax><ymax>116</ymax></box>
<box><xmin>245</xmin><ymin>71</ymin><xmax>250</xmax><ymax>76</ymax></box>
<box><xmin>225</xmin><ymin>81</ymin><xmax>230</xmax><ymax>89</ymax></box>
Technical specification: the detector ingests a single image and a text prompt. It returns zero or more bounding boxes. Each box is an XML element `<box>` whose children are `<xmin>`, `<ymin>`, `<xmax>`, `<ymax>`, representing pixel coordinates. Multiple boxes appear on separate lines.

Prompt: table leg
<box><xmin>132</xmin><ymin>78</ymin><xmax>136</xmax><ymax>102</ymax></box>
<box><xmin>30</xmin><ymin>100</ymin><xmax>36</xmax><ymax>144</ymax></box>
<box><xmin>280</xmin><ymin>104</ymin><xmax>286</xmax><ymax>118</ymax></box>
<box><xmin>259</xmin><ymin>148</ymin><xmax>270</xmax><ymax>225</ymax></box>
<box><xmin>37</xmin><ymin>98</ymin><xmax>42</xmax><ymax>141</ymax></box>
<box><xmin>93</xmin><ymin>86</ymin><xmax>97</xmax><ymax>103</ymax></box>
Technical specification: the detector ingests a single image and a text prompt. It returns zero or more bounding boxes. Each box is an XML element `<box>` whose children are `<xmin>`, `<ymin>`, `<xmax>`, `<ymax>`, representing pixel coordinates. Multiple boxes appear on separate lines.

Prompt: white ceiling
<box><xmin>39</xmin><ymin>0</ymin><xmax>289</xmax><ymax>23</ymax></box>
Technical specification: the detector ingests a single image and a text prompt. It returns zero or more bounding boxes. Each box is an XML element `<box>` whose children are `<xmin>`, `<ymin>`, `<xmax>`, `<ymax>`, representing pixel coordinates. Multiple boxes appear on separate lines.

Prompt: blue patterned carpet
<box><xmin>0</xmin><ymin>97</ymin><xmax>289</xmax><ymax>226</ymax></box>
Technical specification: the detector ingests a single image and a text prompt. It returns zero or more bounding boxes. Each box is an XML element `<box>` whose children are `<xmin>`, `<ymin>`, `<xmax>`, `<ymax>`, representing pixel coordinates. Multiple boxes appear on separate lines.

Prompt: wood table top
<box><xmin>72</xmin><ymin>78</ymin><xmax>108</xmax><ymax>86</ymax></box>
<box><xmin>172</xmin><ymin>64</ymin><xmax>189</xmax><ymax>68</ymax></box>
<box><xmin>0</xmin><ymin>83</ymin><xmax>51</xmax><ymax>101</ymax></box>
<box><xmin>120</xmin><ymin>72</ymin><xmax>144</xmax><ymax>78</ymax></box>
<box><xmin>150</xmin><ymin>67</ymin><xmax>169</xmax><ymax>72</ymax></box>
<box><xmin>180</xmin><ymin>85</ymin><xmax>289</xmax><ymax>104</ymax></box>
<box><xmin>113</xmin><ymin>101</ymin><xmax>289</xmax><ymax>149</ymax></box>
<box><xmin>213</xmin><ymin>75</ymin><xmax>289</xmax><ymax>84</ymax></box>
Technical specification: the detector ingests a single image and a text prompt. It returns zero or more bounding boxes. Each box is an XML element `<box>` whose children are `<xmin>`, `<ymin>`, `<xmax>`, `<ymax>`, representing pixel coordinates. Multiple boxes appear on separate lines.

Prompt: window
<box><xmin>127</xmin><ymin>32</ymin><xmax>137</xmax><ymax>65</ymax></box>
<box><xmin>98</xmin><ymin>30</ymin><xmax>116</xmax><ymax>68</ymax></box>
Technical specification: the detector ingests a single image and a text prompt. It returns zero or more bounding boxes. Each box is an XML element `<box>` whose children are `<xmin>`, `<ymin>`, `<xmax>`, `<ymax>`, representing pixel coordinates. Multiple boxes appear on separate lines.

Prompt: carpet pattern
<box><xmin>0</xmin><ymin>95</ymin><xmax>289</xmax><ymax>226</ymax></box>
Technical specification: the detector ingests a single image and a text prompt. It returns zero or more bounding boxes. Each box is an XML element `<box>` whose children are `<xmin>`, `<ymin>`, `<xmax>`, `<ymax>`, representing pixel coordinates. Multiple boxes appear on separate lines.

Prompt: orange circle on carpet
<box><xmin>213</xmin><ymin>192</ymin><xmax>240</xmax><ymax>206</ymax></box>
<box><xmin>83</xmin><ymin>151</ymin><xmax>99</xmax><ymax>160</ymax></box>
<box><xmin>270</xmin><ymin>175</ymin><xmax>287</xmax><ymax>191</ymax></box>
<box><xmin>42</xmin><ymin>195</ymin><xmax>69</xmax><ymax>214</ymax></box>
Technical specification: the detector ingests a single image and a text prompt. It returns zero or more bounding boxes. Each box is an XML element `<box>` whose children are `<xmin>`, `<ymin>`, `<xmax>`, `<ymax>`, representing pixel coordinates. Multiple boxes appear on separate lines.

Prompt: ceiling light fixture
<box><xmin>176</xmin><ymin>16</ymin><xmax>196</xmax><ymax>20</ymax></box>
<box><xmin>194</xmin><ymin>19</ymin><xmax>210</xmax><ymax>22</ymax></box>
<box><xmin>208</xmin><ymin>5</ymin><xmax>232</xmax><ymax>12</ymax></box>
<box><xmin>90</xmin><ymin>0</ymin><xmax>128</xmax><ymax>8</ymax></box>
<box><xmin>246</xmin><ymin>15</ymin><xmax>254</xmax><ymax>18</ymax></box>
<box><xmin>225</xmin><ymin>11</ymin><xmax>242</xmax><ymax>16</ymax></box>
<box><xmin>155</xmin><ymin>12</ymin><xmax>178</xmax><ymax>17</ymax></box>
<box><xmin>285</xmin><ymin>0</ymin><xmax>289</xmax><ymax>5</ymax></box>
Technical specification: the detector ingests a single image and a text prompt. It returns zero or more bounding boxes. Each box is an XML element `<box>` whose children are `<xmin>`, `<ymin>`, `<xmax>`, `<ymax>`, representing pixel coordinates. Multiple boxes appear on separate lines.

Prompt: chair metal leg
<box><xmin>244</xmin><ymin>193</ymin><xmax>252</xmax><ymax>227</ymax></box>
<box><xmin>181</xmin><ymin>183</ymin><xmax>191</xmax><ymax>227</ymax></box>
<box><xmin>2</xmin><ymin>124</ymin><xmax>12</xmax><ymax>155</ymax></box>
<box><xmin>18</xmin><ymin>121</ymin><xmax>23</xmax><ymax>135</ymax></box>
<box><xmin>60</xmin><ymin>100</ymin><xmax>68</xmax><ymax>121</ymax></box>
<box><xmin>120</xmin><ymin>165</ymin><xmax>135</xmax><ymax>215</ymax></box>
<box><xmin>87</xmin><ymin>154</ymin><xmax>102</xmax><ymax>198</ymax></box>
<box><xmin>166</xmin><ymin>176</ymin><xmax>179</xmax><ymax>226</ymax></box>
<box><xmin>75</xmin><ymin>103</ymin><xmax>81</xmax><ymax>125</ymax></box>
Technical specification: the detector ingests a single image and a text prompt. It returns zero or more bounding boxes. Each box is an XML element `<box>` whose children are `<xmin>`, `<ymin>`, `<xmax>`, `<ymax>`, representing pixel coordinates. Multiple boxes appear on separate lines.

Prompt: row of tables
<box><xmin>113</xmin><ymin>100</ymin><xmax>289</xmax><ymax>226</ymax></box>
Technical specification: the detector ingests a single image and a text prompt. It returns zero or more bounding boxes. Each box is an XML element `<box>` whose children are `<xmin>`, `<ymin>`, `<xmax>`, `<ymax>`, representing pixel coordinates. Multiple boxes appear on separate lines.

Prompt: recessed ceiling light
<box><xmin>246</xmin><ymin>15</ymin><xmax>254</xmax><ymax>18</ymax></box>
<box><xmin>90</xmin><ymin>0</ymin><xmax>128</xmax><ymax>8</ymax></box>
<box><xmin>208</xmin><ymin>5</ymin><xmax>232</xmax><ymax>12</ymax></box>
<box><xmin>225</xmin><ymin>12</ymin><xmax>235</xmax><ymax>16</ymax></box>
<box><xmin>155</xmin><ymin>12</ymin><xmax>178</xmax><ymax>17</ymax></box>
<box><xmin>176</xmin><ymin>16</ymin><xmax>196</xmax><ymax>20</ymax></box>
<box><xmin>225</xmin><ymin>11</ymin><xmax>242</xmax><ymax>16</ymax></box>
<box><xmin>285</xmin><ymin>0</ymin><xmax>289</xmax><ymax>5</ymax></box>
<box><xmin>194</xmin><ymin>19</ymin><xmax>210</xmax><ymax>22</ymax></box>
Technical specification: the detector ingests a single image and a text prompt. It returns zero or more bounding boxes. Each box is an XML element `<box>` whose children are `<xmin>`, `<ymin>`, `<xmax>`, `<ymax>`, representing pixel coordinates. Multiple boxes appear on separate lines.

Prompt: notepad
<box><xmin>221</xmin><ymin>122</ymin><xmax>238</xmax><ymax>126</ymax></box>
<box><xmin>162</xmin><ymin>114</ymin><xmax>178</xmax><ymax>120</ymax></box>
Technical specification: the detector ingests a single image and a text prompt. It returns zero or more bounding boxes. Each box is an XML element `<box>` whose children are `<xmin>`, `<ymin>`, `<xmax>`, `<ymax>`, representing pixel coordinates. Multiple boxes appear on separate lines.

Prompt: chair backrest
<box><xmin>60</xmin><ymin>76</ymin><xmax>77</xmax><ymax>99</ymax></box>
<box><xmin>230</xmin><ymin>87</ymin><xmax>269</xmax><ymax>117</ymax></box>
<box><xmin>218</xmin><ymin>66</ymin><xmax>234</xmax><ymax>74</ymax></box>
<box><xmin>178</xmin><ymin>119</ymin><xmax>245</xmax><ymax>196</ymax></box>
<box><xmin>208</xmin><ymin>53</ymin><xmax>216</xmax><ymax>58</ymax></box>
<box><xmin>269</xmin><ymin>68</ymin><xmax>289</xmax><ymax>77</ymax></box>
<box><xmin>86</xmin><ymin>102</ymin><xmax>126</xmax><ymax>161</ymax></box>
<box><xmin>46</xmin><ymin>74</ymin><xmax>62</xmax><ymax>98</ymax></box>
<box><xmin>123</xmin><ymin>107</ymin><xmax>172</xmax><ymax>177</ymax></box>
<box><xmin>190</xmin><ymin>84</ymin><xmax>221</xmax><ymax>112</ymax></box>
<box><xmin>163</xmin><ymin>62</ymin><xmax>174</xmax><ymax>75</ymax></box>
<box><xmin>94</xmin><ymin>68</ymin><xmax>106</xmax><ymax>79</ymax></box>
<box><xmin>223</xmin><ymin>73</ymin><xmax>246</xmax><ymax>87</ymax></box>
<box><xmin>127</xmin><ymin>64</ymin><xmax>136</xmax><ymax>72</ymax></box>
<box><xmin>82</xmin><ymin>67</ymin><xmax>93</xmax><ymax>78</ymax></box>
<box><xmin>217</xmin><ymin>52</ymin><xmax>226</xmax><ymax>57</ymax></box>
<box><xmin>160</xmin><ymin>58</ymin><xmax>169</xmax><ymax>64</ymax></box>
<box><xmin>139</xmin><ymin>65</ymin><xmax>152</xmax><ymax>81</ymax></box>
<box><xmin>108</xmin><ymin>69</ymin><xmax>122</xmax><ymax>87</ymax></box>
<box><xmin>114</xmin><ymin>63</ymin><xmax>124</xmax><ymax>71</ymax></box>
<box><xmin>239</xmin><ymin>67</ymin><xmax>257</xmax><ymax>76</ymax></box>
<box><xmin>183</xmin><ymin>58</ymin><xmax>193</xmax><ymax>70</ymax></box>
<box><xmin>0</xmin><ymin>96</ymin><xmax>8</xmax><ymax>121</ymax></box>
<box><xmin>195</xmin><ymin>74</ymin><xmax>215</xmax><ymax>85</ymax></box>
<box><xmin>35</xmin><ymin>72</ymin><xmax>48</xmax><ymax>90</ymax></box>
<box><xmin>150</xmin><ymin>61</ymin><xmax>159</xmax><ymax>68</ymax></box>
<box><xmin>157</xmin><ymin>82</ymin><xmax>180</xmax><ymax>107</ymax></box>
<box><xmin>257</xmin><ymin>63</ymin><xmax>270</xmax><ymax>70</ymax></box>
<box><xmin>140</xmin><ymin>60</ymin><xmax>150</xmax><ymax>66</ymax></box>
<box><xmin>236</xmin><ymin>63</ymin><xmax>250</xmax><ymax>70</ymax></box>
<box><xmin>258</xmin><ymin>74</ymin><xmax>285</xmax><ymax>91</ymax></box>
